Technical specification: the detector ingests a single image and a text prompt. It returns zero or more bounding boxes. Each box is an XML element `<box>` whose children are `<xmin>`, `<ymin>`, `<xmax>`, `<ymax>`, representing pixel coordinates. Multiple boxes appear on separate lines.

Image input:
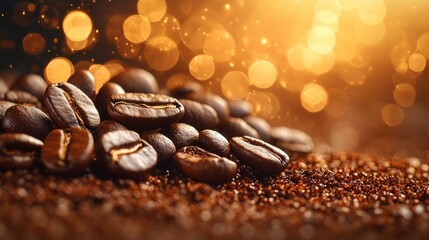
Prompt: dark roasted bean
<box><xmin>11</xmin><ymin>73</ymin><xmax>47</xmax><ymax>100</ymax></box>
<box><xmin>96</xmin><ymin>130</ymin><xmax>157</xmax><ymax>178</ymax></box>
<box><xmin>198</xmin><ymin>129</ymin><xmax>230</xmax><ymax>157</ymax></box>
<box><xmin>173</xmin><ymin>146</ymin><xmax>237</xmax><ymax>184</ymax></box>
<box><xmin>44</xmin><ymin>83</ymin><xmax>100</xmax><ymax>130</ymax></box>
<box><xmin>270</xmin><ymin>126</ymin><xmax>314</xmax><ymax>153</ymax></box>
<box><xmin>67</xmin><ymin>70</ymin><xmax>95</xmax><ymax>99</ymax></box>
<box><xmin>183</xmin><ymin>92</ymin><xmax>230</xmax><ymax>119</ymax></box>
<box><xmin>0</xmin><ymin>90</ymin><xmax>40</xmax><ymax>107</ymax></box>
<box><xmin>41</xmin><ymin>128</ymin><xmax>94</xmax><ymax>176</ymax></box>
<box><xmin>244</xmin><ymin>116</ymin><xmax>272</xmax><ymax>143</ymax></box>
<box><xmin>230</xmin><ymin>136</ymin><xmax>289</xmax><ymax>176</ymax></box>
<box><xmin>108</xmin><ymin>93</ymin><xmax>185</xmax><ymax>130</ymax></box>
<box><xmin>110</xmin><ymin>68</ymin><xmax>159</xmax><ymax>93</ymax></box>
<box><xmin>161</xmin><ymin>123</ymin><xmax>199</xmax><ymax>149</ymax></box>
<box><xmin>2</xmin><ymin>105</ymin><xmax>53</xmax><ymax>140</ymax></box>
<box><xmin>168</xmin><ymin>80</ymin><xmax>203</xmax><ymax>98</ymax></box>
<box><xmin>92</xmin><ymin>120</ymin><xmax>128</xmax><ymax>142</ymax></box>
<box><xmin>0</xmin><ymin>133</ymin><xmax>43</xmax><ymax>169</ymax></box>
<box><xmin>0</xmin><ymin>101</ymin><xmax>15</xmax><ymax>123</ymax></box>
<box><xmin>229</xmin><ymin>100</ymin><xmax>253</xmax><ymax>118</ymax></box>
<box><xmin>219</xmin><ymin>117</ymin><xmax>260</xmax><ymax>139</ymax></box>
<box><xmin>140</xmin><ymin>132</ymin><xmax>176</xmax><ymax>167</ymax></box>
<box><xmin>95</xmin><ymin>82</ymin><xmax>125</xmax><ymax>120</ymax></box>
<box><xmin>179</xmin><ymin>99</ymin><xmax>219</xmax><ymax>130</ymax></box>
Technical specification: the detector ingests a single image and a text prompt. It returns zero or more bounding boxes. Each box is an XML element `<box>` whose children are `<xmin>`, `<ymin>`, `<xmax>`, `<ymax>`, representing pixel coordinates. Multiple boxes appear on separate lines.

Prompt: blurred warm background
<box><xmin>1</xmin><ymin>0</ymin><xmax>429</xmax><ymax>154</ymax></box>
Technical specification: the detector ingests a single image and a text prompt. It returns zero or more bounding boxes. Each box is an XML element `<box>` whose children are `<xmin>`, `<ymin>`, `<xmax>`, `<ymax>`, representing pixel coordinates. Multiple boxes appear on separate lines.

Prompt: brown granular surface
<box><xmin>0</xmin><ymin>152</ymin><xmax>428</xmax><ymax>240</ymax></box>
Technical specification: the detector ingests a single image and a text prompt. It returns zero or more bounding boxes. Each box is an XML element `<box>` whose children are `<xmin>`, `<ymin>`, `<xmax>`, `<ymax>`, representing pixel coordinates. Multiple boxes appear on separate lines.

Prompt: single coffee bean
<box><xmin>219</xmin><ymin>117</ymin><xmax>260</xmax><ymax>139</ymax></box>
<box><xmin>11</xmin><ymin>73</ymin><xmax>47</xmax><ymax>100</ymax></box>
<box><xmin>183</xmin><ymin>92</ymin><xmax>230</xmax><ymax>119</ymax></box>
<box><xmin>41</xmin><ymin>128</ymin><xmax>94</xmax><ymax>176</ymax></box>
<box><xmin>244</xmin><ymin>116</ymin><xmax>271</xmax><ymax>143</ymax></box>
<box><xmin>168</xmin><ymin>80</ymin><xmax>203</xmax><ymax>98</ymax></box>
<box><xmin>161</xmin><ymin>123</ymin><xmax>199</xmax><ymax>149</ymax></box>
<box><xmin>229</xmin><ymin>100</ymin><xmax>253</xmax><ymax>118</ymax></box>
<box><xmin>179</xmin><ymin>99</ymin><xmax>219</xmax><ymax>130</ymax></box>
<box><xmin>230</xmin><ymin>136</ymin><xmax>289</xmax><ymax>176</ymax></box>
<box><xmin>270</xmin><ymin>126</ymin><xmax>314</xmax><ymax>153</ymax></box>
<box><xmin>92</xmin><ymin>120</ymin><xmax>128</xmax><ymax>142</ymax></box>
<box><xmin>108</xmin><ymin>93</ymin><xmax>185</xmax><ymax>130</ymax></box>
<box><xmin>198</xmin><ymin>129</ymin><xmax>230</xmax><ymax>157</ymax></box>
<box><xmin>95</xmin><ymin>130</ymin><xmax>157</xmax><ymax>178</ymax></box>
<box><xmin>67</xmin><ymin>70</ymin><xmax>95</xmax><ymax>99</ymax></box>
<box><xmin>0</xmin><ymin>90</ymin><xmax>41</xmax><ymax>107</ymax></box>
<box><xmin>0</xmin><ymin>133</ymin><xmax>43</xmax><ymax>169</ymax></box>
<box><xmin>173</xmin><ymin>146</ymin><xmax>237</xmax><ymax>184</ymax></box>
<box><xmin>95</xmin><ymin>82</ymin><xmax>125</xmax><ymax>120</ymax></box>
<box><xmin>140</xmin><ymin>132</ymin><xmax>175</xmax><ymax>167</ymax></box>
<box><xmin>0</xmin><ymin>101</ymin><xmax>15</xmax><ymax>121</ymax></box>
<box><xmin>2</xmin><ymin>105</ymin><xmax>53</xmax><ymax>140</ymax></box>
<box><xmin>110</xmin><ymin>68</ymin><xmax>159</xmax><ymax>93</ymax></box>
<box><xmin>44</xmin><ymin>83</ymin><xmax>100</xmax><ymax>130</ymax></box>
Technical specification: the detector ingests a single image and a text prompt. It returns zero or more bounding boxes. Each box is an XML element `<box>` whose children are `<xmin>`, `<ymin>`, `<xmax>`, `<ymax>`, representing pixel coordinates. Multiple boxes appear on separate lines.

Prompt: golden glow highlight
<box><xmin>123</xmin><ymin>15</ymin><xmax>151</xmax><ymax>43</ymax></box>
<box><xmin>300</xmin><ymin>83</ymin><xmax>328</xmax><ymax>113</ymax></box>
<box><xmin>137</xmin><ymin>0</ymin><xmax>167</xmax><ymax>22</ymax></box>
<box><xmin>62</xmin><ymin>10</ymin><xmax>92</xmax><ymax>42</ymax></box>
<box><xmin>248</xmin><ymin>60</ymin><xmax>277</xmax><ymax>89</ymax></box>
<box><xmin>45</xmin><ymin>57</ymin><xmax>74</xmax><ymax>84</ymax></box>
<box><xmin>189</xmin><ymin>55</ymin><xmax>215</xmax><ymax>81</ymax></box>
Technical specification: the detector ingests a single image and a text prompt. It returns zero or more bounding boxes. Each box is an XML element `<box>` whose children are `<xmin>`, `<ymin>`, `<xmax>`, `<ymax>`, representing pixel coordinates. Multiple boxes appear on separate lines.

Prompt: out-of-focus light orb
<box><xmin>248</xmin><ymin>60</ymin><xmax>277</xmax><ymax>89</ymax></box>
<box><xmin>301</xmin><ymin>83</ymin><xmax>328</xmax><ymax>113</ymax></box>
<box><xmin>357</xmin><ymin>0</ymin><xmax>386</xmax><ymax>25</ymax></box>
<box><xmin>355</xmin><ymin>21</ymin><xmax>385</xmax><ymax>46</ymax></box>
<box><xmin>63</xmin><ymin>10</ymin><xmax>92</xmax><ymax>42</ymax></box>
<box><xmin>204</xmin><ymin>29</ymin><xmax>236</xmax><ymax>62</ymax></box>
<box><xmin>382</xmin><ymin>104</ymin><xmax>404</xmax><ymax>127</ymax></box>
<box><xmin>303</xmin><ymin>48</ymin><xmax>335</xmax><ymax>75</ymax></box>
<box><xmin>390</xmin><ymin>41</ymin><xmax>416</xmax><ymax>73</ymax></box>
<box><xmin>325</xmin><ymin>89</ymin><xmax>350</xmax><ymax>117</ymax></box>
<box><xmin>117</xmin><ymin>35</ymin><xmax>141</xmax><ymax>59</ymax></box>
<box><xmin>123</xmin><ymin>15</ymin><xmax>151</xmax><ymax>43</ymax></box>
<box><xmin>221</xmin><ymin>71</ymin><xmax>249</xmax><ymax>100</ymax></box>
<box><xmin>180</xmin><ymin>13</ymin><xmax>222</xmax><ymax>50</ymax></box>
<box><xmin>22</xmin><ymin>33</ymin><xmax>46</xmax><ymax>56</ymax></box>
<box><xmin>393</xmin><ymin>83</ymin><xmax>416</xmax><ymax>108</ymax></box>
<box><xmin>287</xmin><ymin>44</ymin><xmax>307</xmax><ymax>71</ymax></box>
<box><xmin>313</xmin><ymin>10</ymin><xmax>339</xmax><ymax>32</ymax></box>
<box><xmin>66</xmin><ymin>37</ymin><xmax>87</xmax><ymax>51</ymax></box>
<box><xmin>89</xmin><ymin>64</ymin><xmax>111</xmax><ymax>92</ymax></box>
<box><xmin>315</xmin><ymin>0</ymin><xmax>342</xmax><ymax>18</ymax></box>
<box><xmin>150</xmin><ymin>15</ymin><xmax>181</xmax><ymax>43</ymax></box>
<box><xmin>417</xmin><ymin>32</ymin><xmax>429</xmax><ymax>59</ymax></box>
<box><xmin>137</xmin><ymin>0</ymin><xmax>167</xmax><ymax>22</ymax></box>
<box><xmin>144</xmin><ymin>36</ymin><xmax>179</xmax><ymax>71</ymax></box>
<box><xmin>408</xmin><ymin>53</ymin><xmax>426</xmax><ymax>72</ymax></box>
<box><xmin>45</xmin><ymin>57</ymin><xmax>74</xmax><ymax>84</ymax></box>
<box><xmin>189</xmin><ymin>55</ymin><xmax>215</xmax><ymax>81</ymax></box>
<box><xmin>337</xmin><ymin>0</ymin><xmax>359</xmax><ymax>11</ymax></box>
<box><xmin>307</xmin><ymin>26</ymin><xmax>336</xmax><ymax>54</ymax></box>
<box><xmin>39</xmin><ymin>4</ymin><xmax>60</xmax><ymax>29</ymax></box>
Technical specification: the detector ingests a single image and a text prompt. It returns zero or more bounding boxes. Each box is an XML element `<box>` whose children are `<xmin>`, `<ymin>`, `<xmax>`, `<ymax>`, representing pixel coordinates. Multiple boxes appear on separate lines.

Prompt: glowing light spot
<box><xmin>221</xmin><ymin>71</ymin><xmax>249</xmax><ymax>100</ymax></box>
<box><xmin>417</xmin><ymin>32</ymin><xmax>429</xmax><ymax>59</ymax></box>
<box><xmin>62</xmin><ymin>10</ymin><xmax>92</xmax><ymax>42</ymax></box>
<box><xmin>225</xmin><ymin>4</ymin><xmax>231</xmax><ymax>10</ymax></box>
<box><xmin>22</xmin><ymin>33</ymin><xmax>46</xmax><ymax>56</ymax></box>
<box><xmin>189</xmin><ymin>55</ymin><xmax>215</xmax><ymax>81</ymax></box>
<box><xmin>307</xmin><ymin>26</ymin><xmax>336</xmax><ymax>54</ymax></box>
<box><xmin>150</xmin><ymin>15</ymin><xmax>181</xmax><ymax>43</ymax></box>
<box><xmin>303</xmin><ymin>48</ymin><xmax>335</xmax><ymax>75</ymax></box>
<box><xmin>315</xmin><ymin>0</ymin><xmax>342</xmax><ymax>18</ymax></box>
<box><xmin>313</xmin><ymin>10</ymin><xmax>339</xmax><ymax>32</ymax></box>
<box><xmin>382</xmin><ymin>104</ymin><xmax>404</xmax><ymax>127</ymax></box>
<box><xmin>357</xmin><ymin>0</ymin><xmax>386</xmax><ymax>25</ymax></box>
<box><xmin>204</xmin><ymin>29</ymin><xmax>236</xmax><ymax>62</ymax></box>
<box><xmin>390</xmin><ymin>41</ymin><xmax>415</xmax><ymax>73</ymax></box>
<box><xmin>393</xmin><ymin>83</ymin><xmax>416</xmax><ymax>108</ymax></box>
<box><xmin>123</xmin><ymin>15</ymin><xmax>151</xmax><ymax>43</ymax></box>
<box><xmin>137</xmin><ymin>0</ymin><xmax>167</xmax><ymax>22</ymax></box>
<box><xmin>248</xmin><ymin>60</ymin><xmax>277</xmax><ymax>89</ymax></box>
<box><xmin>89</xmin><ymin>64</ymin><xmax>111</xmax><ymax>92</ymax></box>
<box><xmin>408</xmin><ymin>53</ymin><xmax>426</xmax><ymax>72</ymax></box>
<box><xmin>45</xmin><ymin>57</ymin><xmax>74</xmax><ymax>84</ymax></box>
<box><xmin>144</xmin><ymin>36</ymin><xmax>179</xmax><ymax>71</ymax></box>
<box><xmin>300</xmin><ymin>83</ymin><xmax>328</xmax><ymax>113</ymax></box>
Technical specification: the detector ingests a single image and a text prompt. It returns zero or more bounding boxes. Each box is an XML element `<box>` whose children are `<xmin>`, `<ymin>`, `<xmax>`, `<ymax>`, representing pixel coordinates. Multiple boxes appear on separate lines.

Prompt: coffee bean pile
<box><xmin>0</xmin><ymin>68</ymin><xmax>314</xmax><ymax>183</ymax></box>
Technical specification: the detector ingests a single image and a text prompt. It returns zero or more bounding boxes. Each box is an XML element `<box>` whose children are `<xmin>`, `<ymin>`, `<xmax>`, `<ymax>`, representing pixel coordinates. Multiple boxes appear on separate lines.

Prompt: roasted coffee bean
<box><xmin>244</xmin><ymin>116</ymin><xmax>271</xmax><ymax>143</ymax></box>
<box><xmin>161</xmin><ymin>123</ymin><xmax>199</xmax><ymax>149</ymax></box>
<box><xmin>96</xmin><ymin>130</ymin><xmax>157</xmax><ymax>178</ymax></box>
<box><xmin>44</xmin><ymin>83</ymin><xmax>100</xmax><ymax>130</ymax></box>
<box><xmin>168</xmin><ymin>80</ymin><xmax>203</xmax><ymax>98</ymax></box>
<box><xmin>173</xmin><ymin>146</ymin><xmax>237</xmax><ymax>184</ymax></box>
<box><xmin>92</xmin><ymin>120</ymin><xmax>128</xmax><ymax>142</ymax></box>
<box><xmin>230</xmin><ymin>136</ymin><xmax>289</xmax><ymax>176</ymax></box>
<box><xmin>183</xmin><ymin>92</ymin><xmax>230</xmax><ymax>119</ymax></box>
<box><xmin>11</xmin><ymin>73</ymin><xmax>47</xmax><ymax>100</ymax></box>
<box><xmin>0</xmin><ymin>71</ymin><xmax>19</xmax><ymax>89</ymax></box>
<box><xmin>0</xmin><ymin>133</ymin><xmax>43</xmax><ymax>169</ymax></box>
<box><xmin>95</xmin><ymin>82</ymin><xmax>125</xmax><ymax>120</ymax></box>
<box><xmin>41</xmin><ymin>128</ymin><xmax>93</xmax><ymax>176</ymax></box>
<box><xmin>67</xmin><ymin>70</ymin><xmax>95</xmax><ymax>99</ymax></box>
<box><xmin>140</xmin><ymin>132</ymin><xmax>176</xmax><ymax>166</ymax></box>
<box><xmin>198</xmin><ymin>129</ymin><xmax>230</xmax><ymax>157</ymax></box>
<box><xmin>108</xmin><ymin>93</ymin><xmax>185</xmax><ymax>130</ymax></box>
<box><xmin>229</xmin><ymin>100</ymin><xmax>253</xmax><ymax>118</ymax></box>
<box><xmin>0</xmin><ymin>90</ymin><xmax>40</xmax><ymax>107</ymax></box>
<box><xmin>0</xmin><ymin>101</ymin><xmax>15</xmax><ymax>122</ymax></box>
<box><xmin>179</xmin><ymin>99</ymin><xmax>219</xmax><ymax>130</ymax></box>
<box><xmin>270</xmin><ymin>126</ymin><xmax>314</xmax><ymax>153</ymax></box>
<box><xmin>219</xmin><ymin>117</ymin><xmax>260</xmax><ymax>139</ymax></box>
<box><xmin>110</xmin><ymin>68</ymin><xmax>159</xmax><ymax>93</ymax></box>
<box><xmin>2</xmin><ymin>105</ymin><xmax>53</xmax><ymax>140</ymax></box>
